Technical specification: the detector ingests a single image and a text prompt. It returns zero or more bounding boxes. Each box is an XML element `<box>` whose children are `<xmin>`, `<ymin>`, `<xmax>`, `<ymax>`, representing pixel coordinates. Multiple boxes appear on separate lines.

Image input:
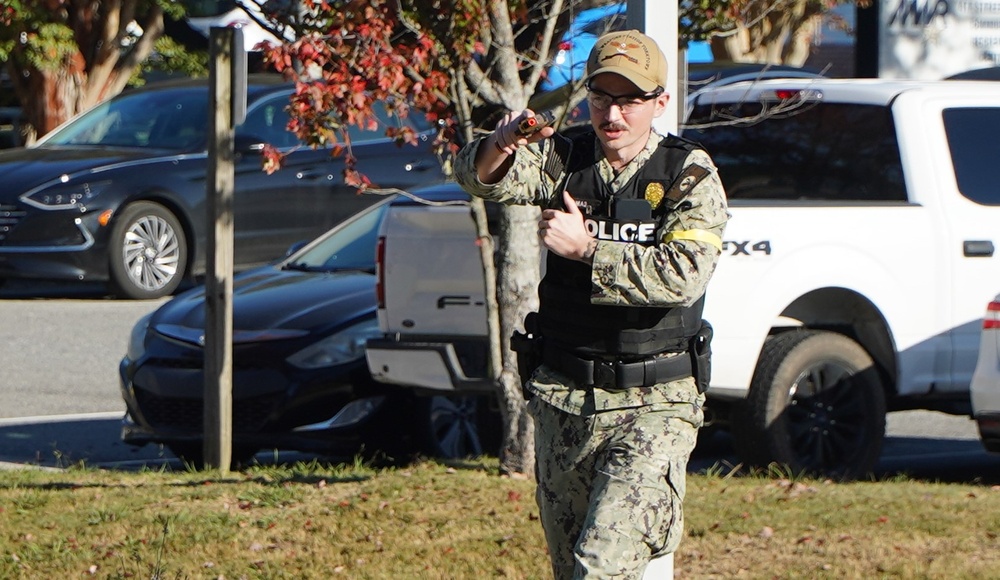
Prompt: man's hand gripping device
<box><xmin>516</xmin><ymin>110</ymin><xmax>557</xmax><ymax>137</ymax></box>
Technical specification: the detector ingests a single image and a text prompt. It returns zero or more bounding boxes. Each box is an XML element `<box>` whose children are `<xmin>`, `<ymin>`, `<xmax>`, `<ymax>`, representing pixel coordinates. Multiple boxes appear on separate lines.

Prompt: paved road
<box><xmin>1</xmin><ymin>281</ymin><xmax>998</xmax><ymax>481</ymax></box>
<box><xmin>0</xmin><ymin>281</ymin><xmax>166</xmax><ymax>418</ymax></box>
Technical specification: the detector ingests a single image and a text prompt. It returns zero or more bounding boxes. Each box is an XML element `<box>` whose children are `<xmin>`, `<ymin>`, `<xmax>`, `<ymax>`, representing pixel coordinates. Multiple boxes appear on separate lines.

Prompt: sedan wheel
<box><xmin>109</xmin><ymin>202</ymin><xmax>187</xmax><ymax>300</ymax></box>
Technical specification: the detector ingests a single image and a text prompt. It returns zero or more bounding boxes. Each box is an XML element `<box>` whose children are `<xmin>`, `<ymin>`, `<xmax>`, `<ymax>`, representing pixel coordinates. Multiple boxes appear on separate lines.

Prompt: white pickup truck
<box><xmin>366</xmin><ymin>78</ymin><xmax>1000</xmax><ymax>477</ymax></box>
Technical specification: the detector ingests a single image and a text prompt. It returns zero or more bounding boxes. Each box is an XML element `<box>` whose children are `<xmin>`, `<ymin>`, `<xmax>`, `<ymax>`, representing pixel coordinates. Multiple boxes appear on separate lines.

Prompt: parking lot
<box><xmin>1</xmin><ymin>281</ymin><xmax>997</xmax><ymax>482</ymax></box>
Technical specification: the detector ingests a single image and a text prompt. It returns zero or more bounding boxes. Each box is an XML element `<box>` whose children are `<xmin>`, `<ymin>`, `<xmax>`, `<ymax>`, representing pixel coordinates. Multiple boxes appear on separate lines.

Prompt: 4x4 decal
<box><xmin>723</xmin><ymin>240</ymin><xmax>772</xmax><ymax>256</ymax></box>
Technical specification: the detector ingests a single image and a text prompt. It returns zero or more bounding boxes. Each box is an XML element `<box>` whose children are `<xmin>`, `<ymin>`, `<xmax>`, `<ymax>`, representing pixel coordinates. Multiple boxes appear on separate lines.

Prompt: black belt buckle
<box><xmin>593</xmin><ymin>360</ymin><xmax>617</xmax><ymax>390</ymax></box>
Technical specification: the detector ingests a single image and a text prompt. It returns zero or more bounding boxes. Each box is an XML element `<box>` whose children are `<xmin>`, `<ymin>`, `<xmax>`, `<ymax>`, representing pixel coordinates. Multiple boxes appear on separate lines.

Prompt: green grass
<box><xmin>0</xmin><ymin>458</ymin><xmax>998</xmax><ymax>579</ymax></box>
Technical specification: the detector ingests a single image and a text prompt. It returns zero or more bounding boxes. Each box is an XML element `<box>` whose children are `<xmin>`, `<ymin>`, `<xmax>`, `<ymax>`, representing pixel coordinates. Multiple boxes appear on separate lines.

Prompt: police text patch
<box><xmin>584</xmin><ymin>217</ymin><xmax>658</xmax><ymax>244</ymax></box>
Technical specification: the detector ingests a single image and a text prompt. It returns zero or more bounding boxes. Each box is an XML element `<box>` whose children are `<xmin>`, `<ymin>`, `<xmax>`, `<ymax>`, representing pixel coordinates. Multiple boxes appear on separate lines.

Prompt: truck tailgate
<box><xmin>378</xmin><ymin>204</ymin><xmax>488</xmax><ymax>336</ymax></box>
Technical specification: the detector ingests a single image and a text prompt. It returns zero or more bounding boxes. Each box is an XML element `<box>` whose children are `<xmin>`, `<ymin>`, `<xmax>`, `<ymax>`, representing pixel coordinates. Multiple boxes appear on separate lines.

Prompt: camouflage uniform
<box><xmin>455</xmin><ymin>130</ymin><xmax>728</xmax><ymax>579</ymax></box>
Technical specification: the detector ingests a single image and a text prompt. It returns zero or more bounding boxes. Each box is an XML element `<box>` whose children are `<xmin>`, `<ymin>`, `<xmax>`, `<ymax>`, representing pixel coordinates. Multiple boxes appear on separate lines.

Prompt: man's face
<box><xmin>586</xmin><ymin>72</ymin><xmax>669</xmax><ymax>160</ymax></box>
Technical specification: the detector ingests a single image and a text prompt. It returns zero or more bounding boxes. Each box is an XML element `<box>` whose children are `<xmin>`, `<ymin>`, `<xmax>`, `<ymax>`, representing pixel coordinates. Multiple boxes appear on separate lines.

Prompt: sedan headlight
<box><xmin>126</xmin><ymin>313</ymin><xmax>154</xmax><ymax>361</ymax></box>
<box><xmin>286</xmin><ymin>318</ymin><xmax>381</xmax><ymax>370</ymax></box>
<box><xmin>20</xmin><ymin>179</ymin><xmax>112</xmax><ymax>209</ymax></box>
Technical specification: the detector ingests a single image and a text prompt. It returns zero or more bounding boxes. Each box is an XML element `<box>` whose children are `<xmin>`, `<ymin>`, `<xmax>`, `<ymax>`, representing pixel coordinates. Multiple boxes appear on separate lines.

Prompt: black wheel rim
<box><xmin>428</xmin><ymin>396</ymin><xmax>483</xmax><ymax>459</ymax></box>
<box><xmin>785</xmin><ymin>362</ymin><xmax>869</xmax><ymax>474</ymax></box>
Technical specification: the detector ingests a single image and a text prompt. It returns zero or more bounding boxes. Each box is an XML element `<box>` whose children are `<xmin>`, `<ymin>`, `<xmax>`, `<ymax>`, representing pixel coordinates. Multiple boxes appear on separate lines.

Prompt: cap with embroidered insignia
<box><xmin>586</xmin><ymin>30</ymin><xmax>667</xmax><ymax>93</ymax></box>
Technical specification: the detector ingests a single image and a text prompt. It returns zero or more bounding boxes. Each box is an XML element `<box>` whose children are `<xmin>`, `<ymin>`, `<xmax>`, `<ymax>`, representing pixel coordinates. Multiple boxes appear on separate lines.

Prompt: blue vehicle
<box><xmin>541</xmin><ymin>2</ymin><xmax>712</xmax><ymax>92</ymax></box>
<box><xmin>542</xmin><ymin>3</ymin><xmax>627</xmax><ymax>92</ymax></box>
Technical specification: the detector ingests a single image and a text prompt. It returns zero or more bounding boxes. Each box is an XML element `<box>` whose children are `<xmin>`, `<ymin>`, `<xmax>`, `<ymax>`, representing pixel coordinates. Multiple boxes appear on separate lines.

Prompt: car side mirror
<box><xmin>234</xmin><ymin>133</ymin><xmax>267</xmax><ymax>154</ymax></box>
<box><xmin>284</xmin><ymin>240</ymin><xmax>308</xmax><ymax>257</ymax></box>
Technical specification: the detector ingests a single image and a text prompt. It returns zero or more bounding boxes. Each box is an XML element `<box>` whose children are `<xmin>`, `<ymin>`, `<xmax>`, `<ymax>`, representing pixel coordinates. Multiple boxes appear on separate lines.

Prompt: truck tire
<box><xmin>109</xmin><ymin>201</ymin><xmax>187</xmax><ymax>300</ymax></box>
<box><xmin>731</xmin><ymin>330</ymin><xmax>886</xmax><ymax>479</ymax></box>
<box><xmin>416</xmin><ymin>395</ymin><xmax>500</xmax><ymax>459</ymax></box>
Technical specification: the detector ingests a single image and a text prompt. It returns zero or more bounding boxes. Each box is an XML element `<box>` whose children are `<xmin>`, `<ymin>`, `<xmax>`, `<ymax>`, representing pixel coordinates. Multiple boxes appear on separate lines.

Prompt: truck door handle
<box><xmin>963</xmin><ymin>240</ymin><xmax>995</xmax><ymax>257</ymax></box>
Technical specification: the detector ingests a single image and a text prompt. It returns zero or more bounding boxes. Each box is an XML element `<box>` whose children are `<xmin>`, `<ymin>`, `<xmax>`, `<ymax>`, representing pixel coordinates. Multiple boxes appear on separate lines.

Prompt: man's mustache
<box><xmin>599</xmin><ymin>122</ymin><xmax>629</xmax><ymax>132</ymax></box>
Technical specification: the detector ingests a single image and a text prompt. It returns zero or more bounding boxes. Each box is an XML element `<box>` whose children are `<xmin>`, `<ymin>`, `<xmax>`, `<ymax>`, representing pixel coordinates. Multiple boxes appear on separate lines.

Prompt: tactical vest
<box><xmin>537</xmin><ymin>131</ymin><xmax>705</xmax><ymax>357</ymax></box>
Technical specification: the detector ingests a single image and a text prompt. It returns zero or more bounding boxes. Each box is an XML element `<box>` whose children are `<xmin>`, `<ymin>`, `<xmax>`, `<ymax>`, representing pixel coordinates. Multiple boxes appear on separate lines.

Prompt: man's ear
<box><xmin>653</xmin><ymin>92</ymin><xmax>670</xmax><ymax>118</ymax></box>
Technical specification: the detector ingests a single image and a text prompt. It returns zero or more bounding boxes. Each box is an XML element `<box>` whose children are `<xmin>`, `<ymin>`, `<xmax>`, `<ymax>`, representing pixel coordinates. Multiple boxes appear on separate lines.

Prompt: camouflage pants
<box><xmin>528</xmin><ymin>391</ymin><xmax>702</xmax><ymax>580</ymax></box>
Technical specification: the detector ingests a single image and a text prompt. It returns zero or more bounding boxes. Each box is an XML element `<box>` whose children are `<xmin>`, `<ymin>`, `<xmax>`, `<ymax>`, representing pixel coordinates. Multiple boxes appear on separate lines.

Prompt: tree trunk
<box><xmin>8</xmin><ymin>0</ymin><xmax>164</xmax><ymax>142</ymax></box>
<box><xmin>784</xmin><ymin>14</ymin><xmax>820</xmax><ymax>66</ymax></box>
<box><xmin>707</xmin><ymin>0</ymin><xmax>824</xmax><ymax>66</ymax></box>
<box><xmin>20</xmin><ymin>57</ymin><xmax>86</xmax><ymax>144</ymax></box>
<box><xmin>495</xmin><ymin>205</ymin><xmax>540</xmax><ymax>477</ymax></box>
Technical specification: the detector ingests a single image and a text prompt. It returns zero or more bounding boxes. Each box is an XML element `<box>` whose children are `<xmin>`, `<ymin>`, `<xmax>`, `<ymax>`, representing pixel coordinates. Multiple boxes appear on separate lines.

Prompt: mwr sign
<box><xmin>880</xmin><ymin>0</ymin><xmax>1000</xmax><ymax>78</ymax></box>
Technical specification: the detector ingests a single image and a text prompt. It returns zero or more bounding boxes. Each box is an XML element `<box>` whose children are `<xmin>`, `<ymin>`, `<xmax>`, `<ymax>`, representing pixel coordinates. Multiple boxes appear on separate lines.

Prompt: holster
<box><xmin>511</xmin><ymin>312</ymin><xmax>543</xmax><ymax>400</ymax></box>
<box><xmin>689</xmin><ymin>320</ymin><xmax>713</xmax><ymax>394</ymax></box>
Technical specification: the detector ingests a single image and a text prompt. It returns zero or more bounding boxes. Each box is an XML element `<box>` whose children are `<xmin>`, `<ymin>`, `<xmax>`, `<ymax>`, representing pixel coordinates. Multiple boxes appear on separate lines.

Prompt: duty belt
<box><xmin>542</xmin><ymin>344</ymin><xmax>692</xmax><ymax>390</ymax></box>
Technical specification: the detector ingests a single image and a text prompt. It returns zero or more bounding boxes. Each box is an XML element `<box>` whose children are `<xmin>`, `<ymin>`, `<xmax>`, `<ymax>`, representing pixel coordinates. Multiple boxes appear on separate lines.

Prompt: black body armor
<box><xmin>537</xmin><ymin>131</ymin><xmax>705</xmax><ymax>357</ymax></box>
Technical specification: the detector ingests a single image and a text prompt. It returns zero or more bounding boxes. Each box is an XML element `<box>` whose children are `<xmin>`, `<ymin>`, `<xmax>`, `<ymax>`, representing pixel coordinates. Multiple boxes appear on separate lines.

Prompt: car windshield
<box><xmin>41</xmin><ymin>85</ymin><xmax>429</xmax><ymax>151</ymax></box>
<box><xmin>284</xmin><ymin>200</ymin><xmax>389</xmax><ymax>272</ymax></box>
<box><xmin>41</xmin><ymin>87</ymin><xmax>210</xmax><ymax>150</ymax></box>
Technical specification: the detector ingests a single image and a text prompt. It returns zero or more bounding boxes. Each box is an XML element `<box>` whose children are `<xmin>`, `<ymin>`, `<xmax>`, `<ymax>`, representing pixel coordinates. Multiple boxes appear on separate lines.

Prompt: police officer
<box><xmin>454</xmin><ymin>29</ymin><xmax>729</xmax><ymax>579</ymax></box>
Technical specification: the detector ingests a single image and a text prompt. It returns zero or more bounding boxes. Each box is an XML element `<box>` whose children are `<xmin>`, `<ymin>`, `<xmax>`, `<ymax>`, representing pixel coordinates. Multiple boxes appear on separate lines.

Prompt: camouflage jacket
<box><xmin>454</xmin><ymin>130</ymin><xmax>729</xmax><ymax>414</ymax></box>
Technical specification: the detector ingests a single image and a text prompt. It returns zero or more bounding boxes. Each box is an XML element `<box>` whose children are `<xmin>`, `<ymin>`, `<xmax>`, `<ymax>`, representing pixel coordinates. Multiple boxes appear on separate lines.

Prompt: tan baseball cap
<box><xmin>585</xmin><ymin>30</ymin><xmax>667</xmax><ymax>93</ymax></box>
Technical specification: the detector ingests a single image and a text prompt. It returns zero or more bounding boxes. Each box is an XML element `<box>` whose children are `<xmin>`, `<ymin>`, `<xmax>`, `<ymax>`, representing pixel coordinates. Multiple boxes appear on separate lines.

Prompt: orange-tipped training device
<box><xmin>516</xmin><ymin>110</ymin><xmax>557</xmax><ymax>137</ymax></box>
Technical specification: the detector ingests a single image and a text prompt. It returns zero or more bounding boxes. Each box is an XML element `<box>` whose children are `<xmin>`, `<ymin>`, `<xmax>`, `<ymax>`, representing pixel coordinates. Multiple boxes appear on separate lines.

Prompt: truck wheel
<box><xmin>417</xmin><ymin>395</ymin><xmax>499</xmax><ymax>459</ymax></box>
<box><xmin>109</xmin><ymin>202</ymin><xmax>187</xmax><ymax>300</ymax></box>
<box><xmin>731</xmin><ymin>330</ymin><xmax>886</xmax><ymax>479</ymax></box>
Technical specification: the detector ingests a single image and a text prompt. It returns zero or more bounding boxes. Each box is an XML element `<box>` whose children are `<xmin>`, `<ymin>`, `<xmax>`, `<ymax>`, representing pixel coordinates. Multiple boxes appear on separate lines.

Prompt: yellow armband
<box><xmin>663</xmin><ymin>229</ymin><xmax>723</xmax><ymax>252</ymax></box>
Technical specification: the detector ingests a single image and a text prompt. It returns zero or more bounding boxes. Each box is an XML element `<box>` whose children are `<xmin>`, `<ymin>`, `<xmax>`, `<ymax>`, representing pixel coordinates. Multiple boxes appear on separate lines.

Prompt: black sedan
<box><xmin>119</xmin><ymin>193</ymin><xmax>498</xmax><ymax>467</ymax></box>
<box><xmin>0</xmin><ymin>74</ymin><xmax>446</xmax><ymax>299</ymax></box>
